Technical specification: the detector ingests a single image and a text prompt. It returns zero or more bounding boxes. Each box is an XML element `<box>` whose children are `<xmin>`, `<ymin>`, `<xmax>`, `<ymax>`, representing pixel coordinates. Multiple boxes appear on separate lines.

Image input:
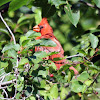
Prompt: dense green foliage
<box><xmin>0</xmin><ymin>0</ymin><xmax>100</xmax><ymax>100</ymax></box>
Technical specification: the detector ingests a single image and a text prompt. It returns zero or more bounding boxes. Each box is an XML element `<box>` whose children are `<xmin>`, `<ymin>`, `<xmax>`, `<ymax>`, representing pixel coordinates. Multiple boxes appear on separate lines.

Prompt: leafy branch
<box><xmin>79</xmin><ymin>0</ymin><xmax>100</xmax><ymax>12</ymax></box>
<box><xmin>0</xmin><ymin>12</ymin><xmax>18</xmax><ymax>100</ymax></box>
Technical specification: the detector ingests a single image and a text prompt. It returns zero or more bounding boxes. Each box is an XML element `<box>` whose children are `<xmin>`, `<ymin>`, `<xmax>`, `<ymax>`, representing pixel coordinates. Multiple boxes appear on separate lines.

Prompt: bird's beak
<box><xmin>33</xmin><ymin>25</ymin><xmax>40</xmax><ymax>32</ymax></box>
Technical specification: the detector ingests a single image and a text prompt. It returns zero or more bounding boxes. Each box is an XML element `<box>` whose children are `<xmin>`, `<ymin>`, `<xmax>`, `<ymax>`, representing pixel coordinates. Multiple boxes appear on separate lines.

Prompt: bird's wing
<box><xmin>35</xmin><ymin>33</ymin><xmax>64</xmax><ymax>54</ymax></box>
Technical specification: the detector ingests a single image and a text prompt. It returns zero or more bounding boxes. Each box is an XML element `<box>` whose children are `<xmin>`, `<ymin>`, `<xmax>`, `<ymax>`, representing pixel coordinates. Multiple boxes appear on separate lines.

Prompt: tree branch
<box><xmin>79</xmin><ymin>0</ymin><xmax>100</xmax><ymax>11</ymax></box>
<box><xmin>0</xmin><ymin>12</ymin><xmax>16</xmax><ymax>44</ymax></box>
<box><xmin>0</xmin><ymin>12</ymin><xmax>19</xmax><ymax>99</ymax></box>
<box><xmin>0</xmin><ymin>79</ymin><xmax>16</xmax><ymax>86</ymax></box>
<box><xmin>66</xmin><ymin>54</ymin><xmax>80</xmax><ymax>59</ymax></box>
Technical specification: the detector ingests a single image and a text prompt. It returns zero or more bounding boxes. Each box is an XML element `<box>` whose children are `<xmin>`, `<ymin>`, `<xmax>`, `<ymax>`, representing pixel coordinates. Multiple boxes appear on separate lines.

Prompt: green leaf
<box><xmin>89</xmin><ymin>65</ymin><xmax>100</xmax><ymax>70</ymax></box>
<box><xmin>0</xmin><ymin>68</ymin><xmax>5</xmax><ymax>76</ymax></box>
<box><xmin>48</xmin><ymin>60</ymin><xmax>57</xmax><ymax>70</ymax></box>
<box><xmin>68</xmin><ymin>71</ymin><xmax>71</xmax><ymax>82</ymax></box>
<box><xmin>16</xmin><ymin>76</ymin><xmax>24</xmax><ymax>91</ymax></box>
<box><xmin>24</xmin><ymin>86</ymin><xmax>33</xmax><ymax>97</ymax></box>
<box><xmin>25</xmin><ymin>30</ymin><xmax>41</xmax><ymax>38</ymax></box>
<box><xmin>48</xmin><ymin>0</ymin><xmax>66</xmax><ymax>8</ymax></box>
<box><xmin>71</xmin><ymin>80</ymin><xmax>84</xmax><ymax>93</ymax></box>
<box><xmin>34</xmin><ymin>51</ymin><xmax>47</xmax><ymax>58</ymax></box>
<box><xmin>77</xmin><ymin>71</ymin><xmax>89</xmax><ymax>82</ymax></box>
<box><xmin>40</xmin><ymin>39</ymin><xmax>57</xmax><ymax>47</ymax></box>
<box><xmin>0</xmin><ymin>61</ymin><xmax>8</xmax><ymax>68</ymax></box>
<box><xmin>17</xmin><ymin>14</ymin><xmax>34</xmax><ymax>24</ymax></box>
<box><xmin>90</xmin><ymin>49</ymin><xmax>95</xmax><ymax>56</ymax></box>
<box><xmin>9</xmin><ymin>0</ymin><xmax>29</xmax><ymax>11</ymax></box>
<box><xmin>84</xmin><ymin>80</ymin><xmax>92</xmax><ymax>86</ymax></box>
<box><xmin>38</xmin><ymin>70</ymin><xmax>48</xmax><ymax>78</ymax></box>
<box><xmin>93</xmin><ymin>0</ymin><xmax>100</xmax><ymax>8</ymax></box>
<box><xmin>0</xmin><ymin>28</ymin><xmax>10</xmax><ymax>36</ymax></box>
<box><xmin>19</xmin><ymin>58</ymin><xmax>28</xmax><ymax>66</ymax></box>
<box><xmin>50</xmin><ymin>84</ymin><xmax>58</xmax><ymax>99</ymax></box>
<box><xmin>39</xmin><ymin>90</ymin><xmax>48</xmax><ymax>98</ymax></box>
<box><xmin>64</xmin><ymin>2</ymin><xmax>80</xmax><ymax>27</ymax></box>
<box><xmin>15</xmin><ymin>92</ymin><xmax>21</xmax><ymax>99</ymax></box>
<box><xmin>2</xmin><ymin>43</ymin><xmax>14</xmax><ymax>53</ymax></box>
<box><xmin>77</xmin><ymin>49</ymin><xmax>87</xmax><ymax>56</ymax></box>
<box><xmin>0</xmin><ymin>0</ymin><xmax>11</xmax><ymax>6</ymax></box>
<box><xmin>60</xmin><ymin>87</ymin><xmax>68</xmax><ymax>100</ymax></box>
<box><xmin>5</xmin><ymin>60</ymin><xmax>13</xmax><ymax>73</ymax></box>
<box><xmin>40</xmin><ymin>80</ymin><xmax>46</xmax><ymax>88</ymax></box>
<box><xmin>2</xmin><ymin>43</ymin><xmax>19</xmax><ymax>53</ymax></box>
<box><xmin>89</xmin><ymin>33</ymin><xmax>99</xmax><ymax>49</ymax></box>
<box><xmin>26</xmin><ymin>96</ymin><xmax>36</xmax><ymax>100</ymax></box>
<box><xmin>8</xmin><ymin>49</ymin><xmax>17</xmax><ymax>59</ymax></box>
<box><xmin>22</xmin><ymin>39</ymin><xmax>30</xmax><ymax>46</ymax></box>
<box><xmin>34</xmin><ymin>8</ymin><xmax>42</xmax><ymax>24</ymax></box>
<box><xmin>20</xmin><ymin>36</ymin><xmax>27</xmax><ymax>45</ymax></box>
<box><xmin>14</xmin><ymin>44</ymin><xmax>20</xmax><ymax>51</ymax></box>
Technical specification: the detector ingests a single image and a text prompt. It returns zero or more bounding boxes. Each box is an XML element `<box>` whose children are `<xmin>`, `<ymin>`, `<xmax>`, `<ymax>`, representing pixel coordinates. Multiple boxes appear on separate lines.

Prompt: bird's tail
<box><xmin>50</xmin><ymin>53</ymin><xmax>79</xmax><ymax>75</ymax></box>
<box><xmin>49</xmin><ymin>53</ymin><xmax>68</xmax><ymax>70</ymax></box>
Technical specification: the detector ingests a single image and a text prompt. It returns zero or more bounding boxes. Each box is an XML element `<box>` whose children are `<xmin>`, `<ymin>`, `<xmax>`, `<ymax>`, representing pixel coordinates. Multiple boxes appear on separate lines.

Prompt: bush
<box><xmin>0</xmin><ymin>0</ymin><xmax>100</xmax><ymax>100</ymax></box>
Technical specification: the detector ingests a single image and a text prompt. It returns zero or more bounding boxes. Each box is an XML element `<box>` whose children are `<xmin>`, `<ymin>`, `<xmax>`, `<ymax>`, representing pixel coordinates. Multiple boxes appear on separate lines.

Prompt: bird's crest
<box><xmin>39</xmin><ymin>18</ymin><xmax>48</xmax><ymax>25</ymax></box>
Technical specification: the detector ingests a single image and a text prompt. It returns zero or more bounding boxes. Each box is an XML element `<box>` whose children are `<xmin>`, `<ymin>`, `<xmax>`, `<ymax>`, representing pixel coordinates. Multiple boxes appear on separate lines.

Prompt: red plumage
<box><xmin>33</xmin><ymin>18</ymin><xmax>78</xmax><ymax>73</ymax></box>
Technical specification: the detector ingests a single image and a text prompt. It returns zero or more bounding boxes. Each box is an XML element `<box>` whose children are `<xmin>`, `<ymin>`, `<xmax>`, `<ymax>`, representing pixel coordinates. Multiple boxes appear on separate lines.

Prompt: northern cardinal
<box><xmin>33</xmin><ymin>18</ymin><xmax>78</xmax><ymax>75</ymax></box>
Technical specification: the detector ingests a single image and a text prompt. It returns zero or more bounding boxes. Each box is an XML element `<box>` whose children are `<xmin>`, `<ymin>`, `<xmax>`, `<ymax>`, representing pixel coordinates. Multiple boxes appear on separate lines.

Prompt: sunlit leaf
<box><xmin>2</xmin><ymin>43</ymin><xmax>17</xmax><ymax>53</ymax></box>
<box><xmin>0</xmin><ymin>0</ymin><xmax>11</xmax><ymax>6</ymax></box>
<box><xmin>89</xmin><ymin>65</ymin><xmax>100</xmax><ymax>70</ymax></box>
<box><xmin>19</xmin><ymin>58</ymin><xmax>29</xmax><ymax>65</ymax></box>
<box><xmin>93</xmin><ymin>0</ymin><xmax>100</xmax><ymax>8</ymax></box>
<box><xmin>64</xmin><ymin>2</ymin><xmax>80</xmax><ymax>27</ymax></box>
<box><xmin>24</xmin><ymin>86</ymin><xmax>33</xmax><ymax>97</ymax></box>
<box><xmin>20</xmin><ymin>36</ymin><xmax>27</xmax><ymax>45</ymax></box>
<box><xmin>90</xmin><ymin>49</ymin><xmax>95</xmax><ymax>56</ymax></box>
<box><xmin>8</xmin><ymin>49</ymin><xmax>17</xmax><ymax>58</ymax></box>
<box><xmin>17</xmin><ymin>14</ymin><xmax>34</xmax><ymax>24</ymax></box>
<box><xmin>9</xmin><ymin>0</ymin><xmax>29</xmax><ymax>11</ymax></box>
<box><xmin>48</xmin><ymin>0</ymin><xmax>66</xmax><ymax>8</ymax></box>
<box><xmin>26</xmin><ymin>96</ymin><xmax>35</xmax><ymax>100</ymax></box>
<box><xmin>39</xmin><ymin>39</ymin><xmax>57</xmax><ymax>47</ymax></box>
<box><xmin>0</xmin><ymin>28</ymin><xmax>10</xmax><ymax>36</ymax></box>
<box><xmin>77</xmin><ymin>71</ymin><xmax>89</xmax><ymax>82</ymax></box>
<box><xmin>0</xmin><ymin>61</ymin><xmax>8</xmax><ymax>68</ymax></box>
<box><xmin>34</xmin><ymin>8</ymin><xmax>42</xmax><ymax>24</ymax></box>
<box><xmin>77</xmin><ymin>49</ymin><xmax>87</xmax><ymax>56</ymax></box>
<box><xmin>40</xmin><ymin>80</ymin><xmax>46</xmax><ymax>88</ymax></box>
<box><xmin>14</xmin><ymin>44</ymin><xmax>20</xmax><ymax>51</ymax></box>
<box><xmin>50</xmin><ymin>84</ymin><xmax>58</xmax><ymax>99</ymax></box>
<box><xmin>60</xmin><ymin>87</ymin><xmax>68</xmax><ymax>100</ymax></box>
<box><xmin>38</xmin><ymin>70</ymin><xmax>48</xmax><ymax>78</ymax></box>
<box><xmin>34</xmin><ymin>51</ymin><xmax>47</xmax><ymax>58</ymax></box>
<box><xmin>25</xmin><ymin>30</ymin><xmax>41</xmax><ymax>38</ymax></box>
<box><xmin>89</xmin><ymin>33</ymin><xmax>99</xmax><ymax>49</ymax></box>
<box><xmin>84</xmin><ymin>80</ymin><xmax>92</xmax><ymax>86</ymax></box>
<box><xmin>71</xmin><ymin>80</ymin><xmax>84</xmax><ymax>93</ymax></box>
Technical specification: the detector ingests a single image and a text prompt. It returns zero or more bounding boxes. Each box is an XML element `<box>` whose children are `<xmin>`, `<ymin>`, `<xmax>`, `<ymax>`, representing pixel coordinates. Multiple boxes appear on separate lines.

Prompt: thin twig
<box><xmin>66</xmin><ymin>54</ymin><xmax>80</xmax><ymax>59</ymax></box>
<box><xmin>0</xmin><ymin>79</ymin><xmax>16</xmax><ymax>86</ymax></box>
<box><xmin>3</xmin><ymin>89</ymin><xmax>8</xmax><ymax>98</ymax></box>
<box><xmin>0</xmin><ymin>12</ymin><xmax>16</xmax><ymax>44</ymax></box>
<box><xmin>79</xmin><ymin>0</ymin><xmax>100</xmax><ymax>11</ymax></box>
<box><xmin>0</xmin><ymin>12</ymin><xmax>19</xmax><ymax>99</ymax></box>
<box><xmin>0</xmin><ymin>86</ymin><xmax>8</xmax><ymax>89</ymax></box>
<box><xmin>0</xmin><ymin>72</ymin><xmax>11</xmax><ymax>80</ymax></box>
<box><xmin>89</xmin><ymin>72</ymin><xmax>100</xmax><ymax>87</ymax></box>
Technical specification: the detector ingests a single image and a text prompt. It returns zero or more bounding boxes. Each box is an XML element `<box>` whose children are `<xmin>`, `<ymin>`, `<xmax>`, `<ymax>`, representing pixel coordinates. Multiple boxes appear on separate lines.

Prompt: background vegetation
<box><xmin>0</xmin><ymin>0</ymin><xmax>100</xmax><ymax>100</ymax></box>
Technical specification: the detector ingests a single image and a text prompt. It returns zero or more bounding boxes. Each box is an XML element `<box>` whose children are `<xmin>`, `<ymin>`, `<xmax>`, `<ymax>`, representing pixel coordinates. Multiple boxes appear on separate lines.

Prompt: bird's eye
<box><xmin>39</xmin><ymin>25</ymin><xmax>43</xmax><ymax>30</ymax></box>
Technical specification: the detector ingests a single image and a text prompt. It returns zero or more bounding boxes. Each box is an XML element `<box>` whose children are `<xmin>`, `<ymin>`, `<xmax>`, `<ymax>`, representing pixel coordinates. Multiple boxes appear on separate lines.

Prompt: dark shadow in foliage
<box><xmin>32</xmin><ymin>0</ymin><xmax>56</xmax><ymax>18</ymax></box>
<box><xmin>5</xmin><ymin>60</ymin><xmax>13</xmax><ymax>73</ymax></box>
<box><xmin>0</xmin><ymin>2</ymin><xmax>10</xmax><ymax>13</ymax></box>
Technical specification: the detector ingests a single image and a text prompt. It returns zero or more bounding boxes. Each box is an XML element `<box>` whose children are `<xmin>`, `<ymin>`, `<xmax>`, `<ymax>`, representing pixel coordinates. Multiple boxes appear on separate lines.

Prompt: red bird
<box><xmin>33</xmin><ymin>18</ymin><xmax>78</xmax><ymax>74</ymax></box>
